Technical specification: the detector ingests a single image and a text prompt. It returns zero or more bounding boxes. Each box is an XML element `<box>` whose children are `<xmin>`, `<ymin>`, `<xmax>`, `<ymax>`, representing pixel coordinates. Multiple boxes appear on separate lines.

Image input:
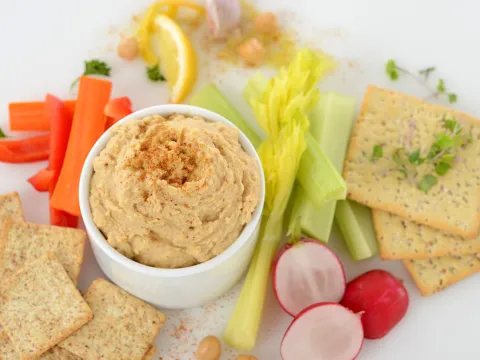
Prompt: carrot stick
<box><xmin>51</xmin><ymin>77</ymin><xmax>112</xmax><ymax>216</ymax></box>
<box><xmin>9</xmin><ymin>100</ymin><xmax>77</xmax><ymax>132</ymax></box>
<box><xmin>9</xmin><ymin>102</ymin><xmax>47</xmax><ymax>131</ymax></box>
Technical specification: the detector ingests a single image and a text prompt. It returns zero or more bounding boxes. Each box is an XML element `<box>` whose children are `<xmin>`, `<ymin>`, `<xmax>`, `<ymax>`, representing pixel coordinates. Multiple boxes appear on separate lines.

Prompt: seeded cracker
<box><xmin>143</xmin><ymin>345</ymin><xmax>158</xmax><ymax>360</ymax></box>
<box><xmin>0</xmin><ymin>332</ymin><xmax>18</xmax><ymax>360</ymax></box>
<box><xmin>404</xmin><ymin>254</ymin><xmax>480</xmax><ymax>296</ymax></box>
<box><xmin>0</xmin><ymin>192</ymin><xmax>24</xmax><ymax>229</ymax></box>
<box><xmin>59</xmin><ymin>278</ymin><xmax>166</xmax><ymax>360</ymax></box>
<box><xmin>39</xmin><ymin>347</ymin><xmax>81</xmax><ymax>360</ymax></box>
<box><xmin>0</xmin><ymin>221</ymin><xmax>86</xmax><ymax>284</ymax></box>
<box><xmin>0</xmin><ymin>253</ymin><xmax>93</xmax><ymax>360</ymax></box>
<box><xmin>373</xmin><ymin>210</ymin><xmax>480</xmax><ymax>259</ymax></box>
<box><xmin>343</xmin><ymin>85</ymin><xmax>480</xmax><ymax>238</ymax></box>
<box><xmin>0</xmin><ymin>332</ymin><xmax>81</xmax><ymax>360</ymax></box>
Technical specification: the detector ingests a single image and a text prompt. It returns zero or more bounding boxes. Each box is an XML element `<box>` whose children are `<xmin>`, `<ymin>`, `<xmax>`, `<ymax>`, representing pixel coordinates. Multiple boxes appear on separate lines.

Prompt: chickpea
<box><xmin>254</xmin><ymin>12</ymin><xmax>278</xmax><ymax>35</ymax></box>
<box><xmin>117</xmin><ymin>36</ymin><xmax>139</xmax><ymax>61</ymax></box>
<box><xmin>235</xmin><ymin>355</ymin><xmax>259</xmax><ymax>360</ymax></box>
<box><xmin>195</xmin><ymin>335</ymin><xmax>222</xmax><ymax>360</ymax></box>
<box><xmin>237</xmin><ymin>38</ymin><xmax>265</xmax><ymax>67</ymax></box>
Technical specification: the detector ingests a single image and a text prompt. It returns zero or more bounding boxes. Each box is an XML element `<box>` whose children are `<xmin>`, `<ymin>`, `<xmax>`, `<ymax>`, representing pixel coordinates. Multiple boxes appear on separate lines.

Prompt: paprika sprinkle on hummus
<box><xmin>89</xmin><ymin>114</ymin><xmax>261</xmax><ymax>269</ymax></box>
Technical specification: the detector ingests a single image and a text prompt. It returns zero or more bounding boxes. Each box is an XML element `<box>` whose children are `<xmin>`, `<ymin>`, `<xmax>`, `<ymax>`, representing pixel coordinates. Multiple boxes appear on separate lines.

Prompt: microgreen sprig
<box><xmin>385</xmin><ymin>60</ymin><xmax>457</xmax><ymax>104</ymax></box>
<box><xmin>370</xmin><ymin>115</ymin><xmax>473</xmax><ymax>192</ymax></box>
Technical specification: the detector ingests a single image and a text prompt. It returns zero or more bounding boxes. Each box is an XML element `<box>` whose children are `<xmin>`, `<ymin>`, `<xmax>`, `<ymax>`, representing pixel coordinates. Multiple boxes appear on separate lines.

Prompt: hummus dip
<box><xmin>89</xmin><ymin>114</ymin><xmax>261</xmax><ymax>268</ymax></box>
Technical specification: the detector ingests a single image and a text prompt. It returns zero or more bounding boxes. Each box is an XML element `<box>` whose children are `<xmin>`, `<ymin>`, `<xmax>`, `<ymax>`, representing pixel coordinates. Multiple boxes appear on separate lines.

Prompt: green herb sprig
<box><xmin>370</xmin><ymin>115</ymin><xmax>473</xmax><ymax>192</ymax></box>
<box><xmin>370</xmin><ymin>144</ymin><xmax>383</xmax><ymax>162</ymax></box>
<box><xmin>0</xmin><ymin>127</ymin><xmax>6</xmax><ymax>139</ymax></box>
<box><xmin>147</xmin><ymin>64</ymin><xmax>166</xmax><ymax>82</ymax></box>
<box><xmin>71</xmin><ymin>59</ymin><xmax>111</xmax><ymax>89</ymax></box>
<box><xmin>385</xmin><ymin>60</ymin><xmax>457</xmax><ymax>104</ymax></box>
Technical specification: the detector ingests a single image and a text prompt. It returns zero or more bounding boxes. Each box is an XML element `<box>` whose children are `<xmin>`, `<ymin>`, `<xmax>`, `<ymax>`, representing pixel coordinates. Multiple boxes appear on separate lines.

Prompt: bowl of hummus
<box><xmin>79</xmin><ymin>105</ymin><xmax>265</xmax><ymax>309</ymax></box>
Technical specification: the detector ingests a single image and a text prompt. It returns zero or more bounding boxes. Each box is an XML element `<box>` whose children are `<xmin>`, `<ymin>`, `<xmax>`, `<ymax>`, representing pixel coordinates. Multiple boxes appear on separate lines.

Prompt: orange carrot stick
<box><xmin>51</xmin><ymin>77</ymin><xmax>112</xmax><ymax>216</ymax></box>
<box><xmin>9</xmin><ymin>102</ymin><xmax>47</xmax><ymax>131</ymax></box>
<box><xmin>9</xmin><ymin>100</ymin><xmax>77</xmax><ymax>132</ymax></box>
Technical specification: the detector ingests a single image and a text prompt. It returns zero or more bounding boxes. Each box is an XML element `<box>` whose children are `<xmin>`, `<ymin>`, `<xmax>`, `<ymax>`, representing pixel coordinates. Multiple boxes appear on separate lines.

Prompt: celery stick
<box><xmin>289</xmin><ymin>92</ymin><xmax>356</xmax><ymax>242</ymax></box>
<box><xmin>335</xmin><ymin>200</ymin><xmax>379</xmax><ymax>260</ymax></box>
<box><xmin>224</xmin><ymin>49</ymin><xmax>326</xmax><ymax>351</ymax></box>
<box><xmin>244</xmin><ymin>75</ymin><xmax>346</xmax><ymax>209</ymax></box>
<box><xmin>188</xmin><ymin>84</ymin><xmax>262</xmax><ymax>148</ymax></box>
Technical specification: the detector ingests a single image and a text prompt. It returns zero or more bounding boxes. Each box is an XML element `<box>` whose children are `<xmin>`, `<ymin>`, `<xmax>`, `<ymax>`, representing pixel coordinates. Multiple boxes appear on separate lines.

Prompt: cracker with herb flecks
<box><xmin>0</xmin><ymin>221</ymin><xmax>86</xmax><ymax>284</ymax></box>
<box><xmin>404</xmin><ymin>254</ymin><xmax>480</xmax><ymax>296</ymax></box>
<box><xmin>0</xmin><ymin>332</ymin><xmax>82</xmax><ymax>360</ymax></box>
<box><xmin>59</xmin><ymin>278</ymin><xmax>166</xmax><ymax>360</ymax></box>
<box><xmin>39</xmin><ymin>347</ymin><xmax>82</xmax><ymax>360</ymax></box>
<box><xmin>143</xmin><ymin>345</ymin><xmax>158</xmax><ymax>360</ymax></box>
<box><xmin>343</xmin><ymin>85</ymin><xmax>480</xmax><ymax>239</ymax></box>
<box><xmin>373</xmin><ymin>210</ymin><xmax>480</xmax><ymax>259</ymax></box>
<box><xmin>0</xmin><ymin>332</ymin><xmax>18</xmax><ymax>360</ymax></box>
<box><xmin>0</xmin><ymin>253</ymin><xmax>93</xmax><ymax>360</ymax></box>
<box><xmin>0</xmin><ymin>192</ymin><xmax>24</xmax><ymax>229</ymax></box>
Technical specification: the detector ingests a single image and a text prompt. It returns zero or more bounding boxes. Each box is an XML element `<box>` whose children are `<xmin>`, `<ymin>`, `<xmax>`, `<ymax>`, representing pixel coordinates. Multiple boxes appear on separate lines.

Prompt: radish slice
<box><xmin>281</xmin><ymin>303</ymin><xmax>364</xmax><ymax>360</ymax></box>
<box><xmin>273</xmin><ymin>239</ymin><xmax>346</xmax><ymax>317</ymax></box>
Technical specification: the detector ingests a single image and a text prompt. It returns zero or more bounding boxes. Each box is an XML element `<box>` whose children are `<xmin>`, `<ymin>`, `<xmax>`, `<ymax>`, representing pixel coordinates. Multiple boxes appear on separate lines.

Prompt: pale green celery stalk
<box><xmin>188</xmin><ymin>84</ymin><xmax>262</xmax><ymax>148</ymax></box>
<box><xmin>224</xmin><ymin>49</ymin><xmax>327</xmax><ymax>351</ymax></box>
<box><xmin>335</xmin><ymin>200</ymin><xmax>379</xmax><ymax>260</ymax></box>
<box><xmin>288</xmin><ymin>93</ymin><xmax>356</xmax><ymax>242</ymax></box>
<box><xmin>243</xmin><ymin>75</ymin><xmax>346</xmax><ymax>209</ymax></box>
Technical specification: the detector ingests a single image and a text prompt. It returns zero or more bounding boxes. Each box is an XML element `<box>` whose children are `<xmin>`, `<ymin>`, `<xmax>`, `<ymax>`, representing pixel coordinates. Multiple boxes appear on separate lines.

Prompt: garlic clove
<box><xmin>206</xmin><ymin>0</ymin><xmax>242</xmax><ymax>40</ymax></box>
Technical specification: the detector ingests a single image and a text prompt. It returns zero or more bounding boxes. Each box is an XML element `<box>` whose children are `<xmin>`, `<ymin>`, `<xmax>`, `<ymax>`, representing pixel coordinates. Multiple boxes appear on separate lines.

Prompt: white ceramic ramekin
<box><xmin>79</xmin><ymin>105</ymin><xmax>265</xmax><ymax>309</ymax></box>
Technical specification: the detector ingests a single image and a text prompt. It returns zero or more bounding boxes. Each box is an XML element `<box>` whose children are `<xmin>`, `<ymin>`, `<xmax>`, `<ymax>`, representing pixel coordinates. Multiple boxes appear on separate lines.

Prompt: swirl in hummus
<box><xmin>89</xmin><ymin>114</ymin><xmax>261</xmax><ymax>268</ymax></box>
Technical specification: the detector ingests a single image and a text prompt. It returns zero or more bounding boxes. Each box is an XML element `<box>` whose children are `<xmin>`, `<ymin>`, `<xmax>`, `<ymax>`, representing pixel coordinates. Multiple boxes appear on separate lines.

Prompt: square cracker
<box><xmin>0</xmin><ymin>332</ymin><xmax>81</xmax><ymax>360</ymax></box>
<box><xmin>0</xmin><ymin>332</ymin><xmax>18</xmax><ymax>360</ymax></box>
<box><xmin>0</xmin><ymin>192</ymin><xmax>24</xmax><ymax>229</ymax></box>
<box><xmin>59</xmin><ymin>278</ymin><xmax>166</xmax><ymax>360</ymax></box>
<box><xmin>373</xmin><ymin>210</ymin><xmax>480</xmax><ymax>259</ymax></box>
<box><xmin>404</xmin><ymin>254</ymin><xmax>480</xmax><ymax>296</ymax></box>
<box><xmin>0</xmin><ymin>221</ymin><xmax>86</xmax><ymax>284</ymax></box>
<box><xmin>343</xmin><ymin>85</ymin><xmax>480</xmax><ymax>238</ymax></box>
<box><xmin>143</xmin><ymin>345</ymin><xmax>158</xmax><ymax>360</ymax></box>
<box><xmin>0</xmin><ymin>253</ymin><xmax>93</xmax><ymax>360</ymax></box>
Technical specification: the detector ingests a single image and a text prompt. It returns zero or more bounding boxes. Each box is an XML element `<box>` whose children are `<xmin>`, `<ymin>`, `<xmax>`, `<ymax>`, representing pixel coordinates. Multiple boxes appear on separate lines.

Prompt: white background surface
<box><xmin>1</xmin><ymin>0</ymin><xmax>479</xmax><ymax>359</ymax></box>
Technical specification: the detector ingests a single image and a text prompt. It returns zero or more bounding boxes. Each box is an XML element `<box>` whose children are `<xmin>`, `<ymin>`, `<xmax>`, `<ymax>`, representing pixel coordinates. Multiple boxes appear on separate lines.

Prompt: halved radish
<box><xmin>340</xmin><ymin>270</ymin><xmax>409</xmax><ymax>339</ymax></box>
<box><xmin>272</xmin><ymin>239</ymin><xmax>346</xmax><ymax>317</ymax></box>
<box><xmin>281</xmin><ymin>303</ymin><xmax>364</xmax><ymax>360</ymax></box>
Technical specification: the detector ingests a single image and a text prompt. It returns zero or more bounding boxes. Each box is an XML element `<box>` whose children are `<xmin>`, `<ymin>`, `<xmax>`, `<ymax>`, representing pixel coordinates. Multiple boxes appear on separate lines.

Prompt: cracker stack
<box><xmin>343</xmin><ymin>86</ymin><xmax>480</xmax><ymax>296</ymax></box>
<box><xmin>0</xmin><ymin>192</ymin><xmax>166</xmax><ymax>359</ymax></box>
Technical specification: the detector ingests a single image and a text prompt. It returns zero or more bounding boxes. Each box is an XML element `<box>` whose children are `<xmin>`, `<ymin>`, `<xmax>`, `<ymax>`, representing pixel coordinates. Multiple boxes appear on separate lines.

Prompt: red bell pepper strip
<box><xmin>0</xmin><ymin>133</ymin><xmax>50</xmax><ymax>153</ymax></box>
<box><xmin>44</xmin><ymin>94</ymin><xmax>78</xmax><ymax>228</ymax></box>
<box><xmin>0</xmin><ymin>133</ymin><xmax>50</xmax><ymax>163</ymax></box>
<box><xmin>0</xmin><ymin>145</ymin><xmax>49</xmax><ymax>163</ymax></box>
<box><xmin>105</xmin><ymin>96</ymin><xmax>133</xmax><ymax>129</ymax></box>
<box><xmin>28</xmin><ymin>169</ymin><xmax>55</xmax><ymax>192</ymax></box>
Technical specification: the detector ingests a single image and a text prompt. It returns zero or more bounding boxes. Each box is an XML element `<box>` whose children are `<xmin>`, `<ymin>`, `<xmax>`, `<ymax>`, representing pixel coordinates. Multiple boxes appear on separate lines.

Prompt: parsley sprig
<box><xmin>371</xmin><ymin>116</ymin><xmax>473</xmax><ymax>192</ymax></box>
<box><xmin>385</xmin><ymin>60</ymin><xmax>457</xmax><ymax>104</ymax></box>
<box><xmin>71</xmin><ymin>59</ymin><xmax>111</xmax><ymax>89</ymax></box>
<box><xmin>0</xmin><ymin>127</ymin><xmax>6</xmax><ymax>139</ymax></box>
<box><xmin>146</xmin><ymin>64</ymin><xmax>166</xmax><ymax>82</ymax></box>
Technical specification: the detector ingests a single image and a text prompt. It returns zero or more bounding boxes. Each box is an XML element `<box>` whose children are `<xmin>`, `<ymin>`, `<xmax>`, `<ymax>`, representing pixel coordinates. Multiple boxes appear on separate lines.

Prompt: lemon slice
<box><xmin>153</xmin><ymin>14</ymin><xmax>198</xmax><ymax>104</ymax></box>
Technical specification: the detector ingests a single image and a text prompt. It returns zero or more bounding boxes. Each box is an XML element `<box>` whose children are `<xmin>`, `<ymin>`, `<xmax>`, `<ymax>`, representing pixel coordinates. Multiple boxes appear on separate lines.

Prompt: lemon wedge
<box><xmin>153</xmin><ymin>14</ymin><xmax>198</xmax><ymax>103</ymax></box>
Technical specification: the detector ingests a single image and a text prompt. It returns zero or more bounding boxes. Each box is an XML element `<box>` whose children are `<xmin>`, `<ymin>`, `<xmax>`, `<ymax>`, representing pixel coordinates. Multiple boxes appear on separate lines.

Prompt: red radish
<box><xmin>281</xmin><ymin>303</ymin><xmax>364</xmax><ymax>360</ymax></box>
<box><xmin>340</xmin><ymin>270</ymin><xmax>409</xmax><ymax>339</ymax></box>
<box><xmin>272</xmin><ymin>239</ymin><xmax>346</xmax><ymax>317</ymax></box>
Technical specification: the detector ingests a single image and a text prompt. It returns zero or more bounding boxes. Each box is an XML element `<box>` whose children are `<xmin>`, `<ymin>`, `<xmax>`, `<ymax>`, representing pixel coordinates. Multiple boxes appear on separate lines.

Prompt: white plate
<box><xmin>1</xmin><ymin>0</ymin><xmax>479</xmax><ymax>359</ymax></box>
